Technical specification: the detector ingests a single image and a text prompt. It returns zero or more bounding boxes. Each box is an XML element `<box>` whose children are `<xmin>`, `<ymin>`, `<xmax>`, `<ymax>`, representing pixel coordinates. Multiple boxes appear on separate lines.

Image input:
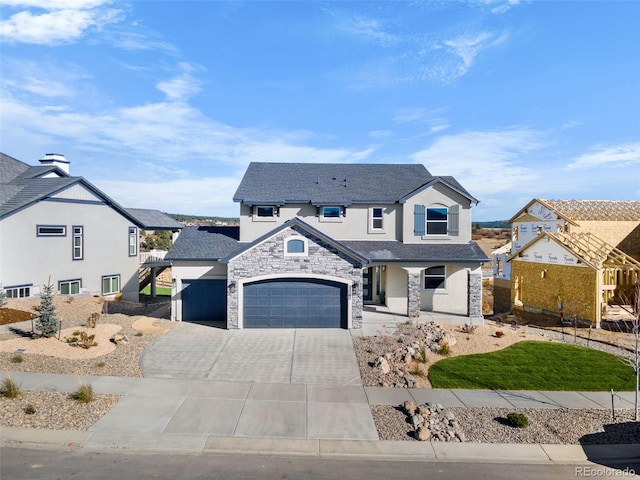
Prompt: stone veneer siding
<box><xmin>467</xmin><ymin>271</ymin><xmax>483</xmax><ymax>324</ymax></box>
<box><xmin>226</xmin><ymin>226</ymin><xmax>364</xmax><ymax>329</ymax></box>
<box><xmin>407</xmin><ymin>271</ymin><xmax>422</xmax><ymax>319</ymax></box>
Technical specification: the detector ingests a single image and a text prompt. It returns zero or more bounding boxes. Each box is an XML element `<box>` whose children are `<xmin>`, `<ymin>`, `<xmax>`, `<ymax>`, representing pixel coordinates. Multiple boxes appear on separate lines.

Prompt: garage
<box><xmin>181</xmin><ymin>279</ymin><xmax>227</xmax><ymax>323</ymax></box>
<box><xmin>243</xmin><ymin>278</ymin><xmax>347</xmax><ymax>328</ymax></box>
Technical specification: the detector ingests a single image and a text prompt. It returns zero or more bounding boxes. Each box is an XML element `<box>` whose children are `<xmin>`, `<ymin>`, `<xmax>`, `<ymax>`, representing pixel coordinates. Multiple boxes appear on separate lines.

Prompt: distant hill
<box><xmin>169</xmin><ymin>213</ymin><xmax>239</xmax><ymax>226</ymax></box>
<box><xmin>475</xmin><ymin>220</ymin><xmax>510</xmax><ymax>229</ymax></box>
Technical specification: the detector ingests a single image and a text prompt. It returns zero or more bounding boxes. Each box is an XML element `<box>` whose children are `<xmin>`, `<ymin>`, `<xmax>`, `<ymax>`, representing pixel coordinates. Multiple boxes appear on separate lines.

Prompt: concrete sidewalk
<box><xmin>1</xmin><ymin>370</ymin><xmax>638</xmax><ymax>466</ymax></box>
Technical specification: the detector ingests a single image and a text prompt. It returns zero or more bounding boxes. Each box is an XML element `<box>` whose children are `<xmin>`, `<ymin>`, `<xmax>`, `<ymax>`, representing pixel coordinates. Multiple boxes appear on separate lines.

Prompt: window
<box><xmin>5</xmin><ymin>284</ymin><xmax>32</xmax><ymax>298</ymax></box>
<box><xmin>424</xmin><ymin>266</ymin><xmax>446</xmax><ymax>290</ymax></box>
<box><xmin>371</xmin><ymin>207</ymin><xmax>384</xmax><ymax>230</ymax></box>
<box><xmin>37</xmin><ymin>225</ymin><xmax>66</xmax><ymax>236</ymax></box>
<box><xmin>128</xmin><ymin>227</ymin><xmax>137</xmax><ymax>256</ymax></box>
<box><xmin>426</xmin><ymin>208</ymin><xmax>448</xmax><ymax>235</ymax></box>
<box><xmin>285</xmin><ymin>237</ymin><xmax>307</xmax><ymax>256</ymax></box>
<box><xmin>102</xmin><ymin>275</ymin><xmax>120</xmax><ymax>295</ymax></box>
<box><xmin>73</xmin><ymin>226</ymin><xmax>83</xmax><ymax>260</ymax></box>
<box><xmin>59</xmin><ymin>279</ymin><xmax>81</xmax><ymax>295</ymax></box>
<box><xmin>321</xmin><ymin>206</ymin><xmax>341</xmax><ymax>218</ymax></box>
<box><xmin>256</xmin><ymin>206</ymin><xmax>274</xmax><ymax>217</ymax></box>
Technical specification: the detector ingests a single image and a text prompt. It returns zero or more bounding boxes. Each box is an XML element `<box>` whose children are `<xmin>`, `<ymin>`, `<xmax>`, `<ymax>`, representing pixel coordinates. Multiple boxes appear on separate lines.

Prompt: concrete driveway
<box><xmin>140</xmin><ymin>322</ymin><xmax>362</xmax><ymax>386</ymax></box>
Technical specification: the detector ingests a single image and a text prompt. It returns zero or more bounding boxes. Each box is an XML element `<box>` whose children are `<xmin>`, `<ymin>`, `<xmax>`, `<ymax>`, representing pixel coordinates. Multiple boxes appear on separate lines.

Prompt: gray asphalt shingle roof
<box><xmin>166</xmin><ymin>226</ymin><xmax>240</xmax><ymax>260</ymax></box>
<box><xmin>341</xmin><ymin>240</ymin><xmax>489</xmax><ymax>262</ymax></box>
<box><xmin>233</xmin><ymin>162</ymin><xmax>441</xmax><ymax>206</ymax></box>
<box><xmin>125</xmin><ymin>208</ymin><xmax>183</xmax><ymax>230</ymax></box>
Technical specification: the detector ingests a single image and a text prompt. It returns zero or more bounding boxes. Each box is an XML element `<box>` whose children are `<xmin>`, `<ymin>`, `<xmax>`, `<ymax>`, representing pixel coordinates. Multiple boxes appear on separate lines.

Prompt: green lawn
<box><xmin>139</xmin><ymin>285</ymin><xmax>172</xmax><ymax>296</ymax></box>
<box><xmin>428</xmin><ymin>341</ymin><xmax>635</xmax><ymax>391</ymax></box>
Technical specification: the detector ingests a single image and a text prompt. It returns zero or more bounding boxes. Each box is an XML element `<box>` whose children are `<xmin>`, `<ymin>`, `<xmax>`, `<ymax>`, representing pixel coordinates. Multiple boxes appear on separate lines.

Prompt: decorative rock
<box><xmin>111</xmin><ymin>332</ymin><xmax>129</xmax><ymax>345</ymax></box>
<box><xmin>406</xmin><ymin>347</ymin><xmax>415</xmax><ymax>356</ymax></box>
<box><xmin>416</xmin><ymin>426</ymin><xmax>431</xmax><ymax>441</ymax></box>
<box><xmin>404</xmin><ymin>353</ymin><xmax>412</xmax><ymax>364</ymax></box>
<box><xmin>442</xmin><ymin>332</ymin><xmax>457</xmax><ymax>347</ymax></box>
<box><xmin>417</xmin><ymin>405</ymin><xmax>431</xmax><ymax>416</ymax></box>
<box><xmin>403</xmin><ymin>400</ymin><xmax>417</xmax><ymax>415</ymax></box>
<box><xmin>377</xmin><ymin>357</ymin><xmax>390</xmax><ymax>374</ymax></box>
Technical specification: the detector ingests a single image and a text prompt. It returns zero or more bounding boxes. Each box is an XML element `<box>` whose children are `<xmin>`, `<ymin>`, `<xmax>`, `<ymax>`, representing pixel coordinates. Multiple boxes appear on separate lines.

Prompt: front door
<box><xmin>363</xmin><ymin>267</ymin><xmax>373</xmax><ymax>302</ymax></box>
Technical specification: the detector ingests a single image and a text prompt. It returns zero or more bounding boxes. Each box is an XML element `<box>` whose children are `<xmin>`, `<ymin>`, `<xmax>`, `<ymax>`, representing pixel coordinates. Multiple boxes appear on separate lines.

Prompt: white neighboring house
<box><xmin>168</xmin><ymin>162</ymin><xmax>488</xmax><ymax>329</ymax></box>
<box><xmin>0</xmin><ymin>153</ymin><xmax>181</xmax><ymax>301</ymax></box>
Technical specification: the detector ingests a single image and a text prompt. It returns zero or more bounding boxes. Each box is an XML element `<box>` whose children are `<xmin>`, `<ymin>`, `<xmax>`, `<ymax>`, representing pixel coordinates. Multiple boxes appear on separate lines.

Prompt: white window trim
<box><xmin>37</xmin><ymin>225</ymin><xmax>66</xmax><ymax>236</ymax></box>
<box><xmin>252</xmin><ymin>205</ymin><xmax>278</xmax><ymax>222</ymax></box>
<box><xmin>129</xmin><ymin>227</ymin><xmax>137</xmax><ymax>257</ymax></box>
<box><xmin>5</xmin><ymin>284</ymin><xmax>32</xmax><ymax>298</ymax></box>
<box><xmin>424</xmin><ymin>266</ymin><xmax>446</xmax><ymax>291</ymax></box>
<box><xmin>284</xmin><ymin>236</ymin><xmax>308</xmax><ymax>257</ymax></box>
<box><xmin>368</xmin><ymin>206</ymin><xmax>385</xmax><ymax>233</ymax></box>
<box><xmin>59</xmin><ymin>279</ymin><xmax>81</xmax><ymax>295</ymax></box>
<box><xmin>319</xmin><ymin>206</ymin><xmax>343</xmax><ymax>223</ymax></box>
<box><xmin>425</xmin><ymin>206</ymin><xmax>448</xmax><ymax>236</ymax></box>
<box><xmin>102</xmin><ymin>274</ymin><xmax>120</xmax><ymax>295</ymax></box>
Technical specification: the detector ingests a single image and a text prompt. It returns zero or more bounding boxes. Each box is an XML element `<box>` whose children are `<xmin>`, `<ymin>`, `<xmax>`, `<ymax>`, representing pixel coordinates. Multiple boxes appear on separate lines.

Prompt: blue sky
<box><xmin>1</xmin><ymin>1</ymin><xmax>638</xmax><ymax>221</ymax></box>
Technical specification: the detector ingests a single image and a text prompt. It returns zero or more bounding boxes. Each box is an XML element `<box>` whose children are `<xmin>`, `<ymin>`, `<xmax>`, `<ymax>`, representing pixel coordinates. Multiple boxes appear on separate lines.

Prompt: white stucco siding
<box><xmin>239</xmin><ymin>203</ymin><xmax>401</xmax><ymax>242</ymax></box>
<box><xmin>402</xmin><ymin>183</ymin><xmax>473</xmax><ymax>244</ymax></box>
<box><xmin>0</xmin><ymin>200</ymin><xmax>140</xmax><ymax>300</ymax></box>
<box><xmin>384</xmin><ymin>265</ymin><xmax>408</xmax><ymax>314</ymax></box>
<box><xmin>420</xmin><ymin>264</ymin><xmax>470</xmax><ymax>315</ymax></box>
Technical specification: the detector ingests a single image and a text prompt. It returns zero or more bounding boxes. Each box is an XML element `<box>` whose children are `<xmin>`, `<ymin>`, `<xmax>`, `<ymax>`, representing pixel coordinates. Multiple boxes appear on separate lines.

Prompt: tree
<box><xmin>35</xmin><ymin>279</ymin><xmax>59</xmax><ymax>338</ymax></box>
<box><xmin>0</xmin><ymin>284</ymin><xmax>7</xmax><ymax>308</ymax></box>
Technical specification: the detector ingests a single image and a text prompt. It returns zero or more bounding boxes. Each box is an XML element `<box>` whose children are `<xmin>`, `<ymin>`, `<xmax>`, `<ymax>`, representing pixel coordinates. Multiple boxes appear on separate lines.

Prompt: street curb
<box><xmin>2</xmin><ymin>427</ymin><xmax>638</xmax><ymax>465</ymax></box>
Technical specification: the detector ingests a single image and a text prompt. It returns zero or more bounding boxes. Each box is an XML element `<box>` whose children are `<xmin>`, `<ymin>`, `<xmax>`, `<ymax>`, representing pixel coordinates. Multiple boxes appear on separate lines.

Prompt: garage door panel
<box><xmin>182</xmin><ymin>279</ymin><xmax>226</xmax><ymax>323</ymax></box>
<box><xmin>243</xmin><ymin>279</ymin><xmax>346</xmax><ymax>328</ymax></box>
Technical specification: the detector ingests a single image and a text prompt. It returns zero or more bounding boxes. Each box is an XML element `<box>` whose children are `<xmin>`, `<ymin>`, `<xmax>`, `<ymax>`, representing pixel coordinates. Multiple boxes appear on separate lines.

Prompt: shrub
<box><xmin>24</xmin><ymin>404</ymin><xmax>36</xmax><ymax>415</ymax></box>
<box><xmin>0</xmin><ymin>377</ymin><xmax>21</xmax><ymax>398</ymax></box>
<box><xmin>437</xmin><ymin>341</ymin><xmax>451</xmax><ymax>356</ymax></box>
<box><xmin>10</xmin><ymin>353</ymin><xmax>23</xmax><ymax>363</ymax></box>
<box><xmin>71</xmin><ymin>384</ymin><xmax>94</xmax><ymax>403</ymax></box>
<box><xmin>66</xmin><ymin>330</ymin><xmax>98</xmax><ymax>349</ymax></box>
<box><xmin>95</xmin><ymin>361</ymin><xmax>106</xmax><ymax>368</ymax></box>
<box><xmin>506</xmin><ymin>412</ymin><xmax>529</xmax><ymax>428</ymax></box>
<box><xmin>461</xmin><ymin>324</ymin><xmax>477</xmax><ymax>334</ymax></box>
<box><xmin>408</xmin><ymin>365</ymin><xmax>427</xmax><ymax>379</ymax></box>
<box><xmin>495</xmin><ymin>331</ymin><xmax>505</xmax><ymax>338</ymax></box>
<box><xmin>0</xmin><ymin>284</ymin><xmax>7</xmax><ymax>307</ymax></box>
<box><xmin>135</xmin><ymin>332</ymin><xmax>143</xmax><ymax>337</ymax></box>
<box><xmin>34</xmin><ymin>280</ymin><xmax>59</xmax><ymax>338</ymax></box>
<box><xmin>415</xmin><ymin>347</ymin><xmax>429</xmax><ymax>364</ymax></box>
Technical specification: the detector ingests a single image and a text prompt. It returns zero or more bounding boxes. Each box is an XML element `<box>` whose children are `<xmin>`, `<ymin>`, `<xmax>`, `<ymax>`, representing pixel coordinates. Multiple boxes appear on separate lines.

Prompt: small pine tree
<box><xmin>35</xmin><ymin>279</ymin><xmax>59</xmax><ymax>338</ymax></box>
<box><xmin>0</xmin><ymin>284</ymin><xmax>7</xmax><ymax>307</ymax></box>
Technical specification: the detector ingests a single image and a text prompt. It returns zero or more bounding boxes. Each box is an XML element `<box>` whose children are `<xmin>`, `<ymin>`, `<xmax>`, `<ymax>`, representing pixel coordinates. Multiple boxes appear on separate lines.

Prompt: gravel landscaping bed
<box><xmin>371</xmin><ymin>404</ymin><xmax>640</xmax><ymax>445</ymax></box>
<box><xmin>0</xmin><ymin>390</ymin><xmax>120</xmax><ymax>431</ymax></box>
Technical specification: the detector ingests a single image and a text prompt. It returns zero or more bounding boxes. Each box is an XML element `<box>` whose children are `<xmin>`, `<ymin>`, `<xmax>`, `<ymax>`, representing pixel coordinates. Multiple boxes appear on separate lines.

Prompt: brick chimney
<box><xmin>39</xmin><ymin>153</ymin><xmax>70</xmax><ymax>174</ymax></box>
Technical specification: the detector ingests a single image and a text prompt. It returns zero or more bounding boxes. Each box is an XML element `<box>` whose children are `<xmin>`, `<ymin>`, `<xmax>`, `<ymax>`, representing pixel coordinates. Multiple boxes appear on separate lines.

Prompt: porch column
<box><xmin>407</xmin><ymin>269</ymin><xmax>422</xmax><ymax>320</ymax></box>
<box><xmin>467</xmin><ymin>267</ymin><xmax>484</xmax><ymax>325</ymax></box>
<box><xmin>150</xmin><ymin>267</ymin><xmax>157</xmax><ymax>298</ymax></box>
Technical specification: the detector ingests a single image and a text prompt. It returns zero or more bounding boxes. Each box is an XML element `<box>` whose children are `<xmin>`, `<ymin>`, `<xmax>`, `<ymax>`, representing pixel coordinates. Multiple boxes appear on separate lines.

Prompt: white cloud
<box><xmin>1</xmin><ymin>58</ymin><xmax>89</xmax><ymax>98</ymax></box>
<box><xmin>440</xmin><ymin>31</ymin><xmax>509</xmax><ymax>80</ymax></box>
<box><xmin>335</xmin><ymin>15</ymin><xmax>398</xmax><ymax>46</ymax></box>
<box><xmin>156</xmin><ymin>74</ymin><xmax>201</xmax><ymax>102</ymax></box>
<box><xmin>566</xmin><ymin>142</ymin><xmax>640</xmax><ymax>169</ymax></box>
<box><xmin>1</xmin><ymin>1</ymin><xmax>108</xmax><ymax>8</ymax></box>
<box><xmin>0</xmin><ymin>2</ymin><xmax>121</xmax><ymax>45</ymax></box>
<box><xmin>411</xmin><ymin>128</ymin><xmax>546</xmax><ymax>196</ymax></box>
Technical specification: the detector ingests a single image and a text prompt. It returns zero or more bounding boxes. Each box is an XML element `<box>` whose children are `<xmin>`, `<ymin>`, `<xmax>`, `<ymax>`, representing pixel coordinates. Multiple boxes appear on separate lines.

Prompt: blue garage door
<box><xmin>243</xmin><ymin>279</ymin><xmax>347</xmax><ymax>328</ymax></box>
<box><xmin>181</xmin><ymin>279</ymin><xmax>226</xmax><ymax>323</ymax></box>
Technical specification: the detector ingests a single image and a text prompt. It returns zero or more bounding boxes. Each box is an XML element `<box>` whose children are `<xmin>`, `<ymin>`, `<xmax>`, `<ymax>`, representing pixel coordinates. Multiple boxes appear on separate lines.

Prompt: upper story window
<box><xmin>129</xmin><ymin>227</ymin><xmax>137</xmax><ymax>256</ymax></box>
<box><xmin>252</xmin><ymin>205</ymin><xmax>278</xmax><ymax>221</ymax></box>
<box><xmin>37</xmin><ymin>225</ymin><xmax>66</xmax><ymax>236</ymax></box>
<box><xmin>257</xmin><ymin>206</ymin><xmax>275</xmax><ymax>217</ymax></box>
<box><xmin>285</xmin><ymin>236</ymin><xmax>308</xmax><ymax>256</ymax></box>
<box><xmin>424</xmin><ymin>266</ymin><xmax>446</xmax><ymax>290</ymax></box>
<box><xmin>426</xmin><ymin>207</ymin><xmax>448</xmax><ymax>235</ymax></box>
<box><xmin>371</xmin><ymin>207</ymin><xmax>384</xmax><ymax>231</ymax></box>
<box><xmin>414</xmin><ymin>204</ymin><xmax>459</xmax><ymax>237</ymax></box>
<box><xmin>73</xmin><ymin>226</ymin><xmax>83</xmax><ymax>260</ymax></box>
<box><xmin>321</xmin><ymin>206</ymin><xmax>341</xmax><ymax>218</ymax></box>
